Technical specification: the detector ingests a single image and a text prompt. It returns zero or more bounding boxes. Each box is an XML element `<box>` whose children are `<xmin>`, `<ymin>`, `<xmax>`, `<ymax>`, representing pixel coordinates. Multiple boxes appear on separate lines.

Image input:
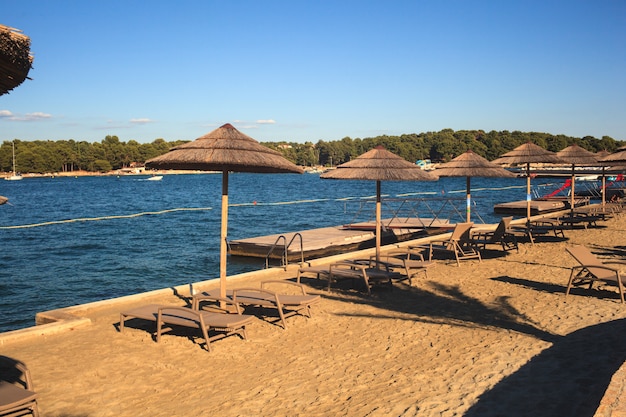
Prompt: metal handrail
<box><xmin>264</xmin><ymin>232</ymin><xmax>304</xmax><ymax>270</ymax></box>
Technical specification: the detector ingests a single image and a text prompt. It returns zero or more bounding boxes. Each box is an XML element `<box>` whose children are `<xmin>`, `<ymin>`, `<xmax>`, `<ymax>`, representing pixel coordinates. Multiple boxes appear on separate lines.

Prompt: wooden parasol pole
<box><xmin>375</xmin><ymin>180</ymin><xmax>381</xmax><ymax>265</ymax></box>
<box><xmin>466</xmin><ymin>176</ymin><xmax>471</xmax><ymax>222</ymax></box>
<box><xmin>220</xmin><ymin>171</ymin><xmax>229</xmax><ymax>299</ymax></box>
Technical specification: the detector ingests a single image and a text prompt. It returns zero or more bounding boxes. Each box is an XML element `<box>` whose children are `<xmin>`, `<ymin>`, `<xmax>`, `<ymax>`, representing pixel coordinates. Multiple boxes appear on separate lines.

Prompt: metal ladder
<box><xmin>264</xmin><ymin>232</ymin><xmax>304</xmax><ymax>270</ymax></box>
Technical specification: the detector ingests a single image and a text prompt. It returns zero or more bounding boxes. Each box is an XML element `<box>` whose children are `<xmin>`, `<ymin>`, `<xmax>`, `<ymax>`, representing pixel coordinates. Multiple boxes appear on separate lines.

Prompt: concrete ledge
<box><xmin>0</xmin><ymin>266</ymin><xmax>300</xmax><ymax>346</ymax></box>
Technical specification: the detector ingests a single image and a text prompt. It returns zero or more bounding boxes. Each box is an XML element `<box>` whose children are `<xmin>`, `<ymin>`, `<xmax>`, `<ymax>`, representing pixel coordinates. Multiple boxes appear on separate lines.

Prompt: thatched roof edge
<box><xmin>0</xmin><ymin>24</ymin><xmax>34</xmax><ymax>95</ymax></box>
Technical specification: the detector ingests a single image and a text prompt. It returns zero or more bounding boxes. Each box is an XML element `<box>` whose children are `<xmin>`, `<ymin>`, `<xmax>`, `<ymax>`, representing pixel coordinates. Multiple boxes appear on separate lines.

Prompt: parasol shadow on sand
<box><xmin>433</xmin><ymin>150</ymin><xmax>516</xmax><ymax>222</ymax></box>
<box><xmin>492</xmin><ymin>142</ymin><xmax>564</xmax><ymax>223</ymax></box>
<box><xmin>320</xmin><ymin>146</ymin><xmax>438</xmax><ymax>263</ymax></box>
<box><xmin>146</xmin><ymin>123</ymin><xmax>303</xmax><ymax>298</ymax></box>
<box><xmin>556</xmin><ymin>144</ymin><xmax>599</xmax><ymax>217</ymax></box>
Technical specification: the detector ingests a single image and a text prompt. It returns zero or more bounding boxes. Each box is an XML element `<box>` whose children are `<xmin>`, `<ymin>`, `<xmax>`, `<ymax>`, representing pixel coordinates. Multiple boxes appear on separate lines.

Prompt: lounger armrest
<box><xmin>157</xmin><ymin>306</ymin><xmax>205</xmax><ymax>325</ymax></box>
<box><xmin>330</xmin><ymin>261</ymin><xmax>368</xmax><ymax>275</ymax></box>
<box><xmin>233</xmin><ymin>287</ymin><xmax>280</xmax><ymax>302</ymax></box>
<box><xmin>388</xmin><ymin>248</ymin><xmax>427</xmax><ymax>261</ymax></box>
<box><xmin>192</xmin><ymin>294</ymin><xmax>243</xmax><ymax>313</ymax></box>
<box><xmin>366</xmin><ymin>259</ymin><xmax>393</xmax><ymax>272</ymax></box>
<box><xmin>470</xmin><ymin>231</ymin><xmax>494</xmax><ymax>240</ymax></box>
<box><xmin>158</xmin><ymin>305</ymin><xmax>200</xmax><ymax>315</ymax></box>
<box><xmin>261</xmin><ymin>280</ymin><xmax>307</xmax><ymax>295</ymax></box>
<box><xmin>370</xmin><ymin>252</ymin><xmax>414</xmax><ymax>268</ymax></box>
<box><xmin>572</xmin><ymin>264</ymin><xmax>620</xmax><ymax>274</ymax></box>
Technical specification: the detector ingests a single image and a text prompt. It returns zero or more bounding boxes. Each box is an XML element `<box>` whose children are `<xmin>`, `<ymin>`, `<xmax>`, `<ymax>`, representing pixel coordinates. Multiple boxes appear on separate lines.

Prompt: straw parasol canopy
<box><xmin>598</xmin><ymin>147</ymin><xmax>626</xmax><ymax>207</ymax></box>
<box><xmin>434</xmin><ymin>150</ymin><xmax>516</xmax><ymax>222</ymax></box>
<box><xmin>145</xmin><ymin>123</ymin><xmax>303</xmax><ymax>173</ymax></box>
<box><xmin>599</xmin><ymin>146</ymin><xmax>626</xmax><ymax>166</ymax></box>
<box><xmin>145</xmin><ymin>123</ymin><xmax>303</xmax><ymax>298</ymax></box>
<box><xmin>492</xmin><ymin>142</ymin><xmax>564</xmax><ymax>222</ymax></box>
<box><xmin>0</xmin><ymin>24</ymin><xmax>33</xmax><ymax>96</ymax></box>
<box><xmin>556</xmin><ymin>144</ymin><xmax>599</xmax><ymax>214</ymax></box>
<box><xmin>320</xmin><ymin>146</ymin><xmax>438</xmax><ymax>262</ymax></box>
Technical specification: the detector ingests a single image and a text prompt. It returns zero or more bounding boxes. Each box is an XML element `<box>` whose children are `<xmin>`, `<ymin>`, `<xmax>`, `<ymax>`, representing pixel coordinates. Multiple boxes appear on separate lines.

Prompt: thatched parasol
<box><xmin>492</xmin><ymin>142</ymin><xmax>564</xmax><ymax>222</ymax></box>
<box><xmin>434</xmin><ymin>150</ymin><xmax>516</xmax><ymax>222</ymax></box>
<box><xmin>599</xmin><ymin>147</ymin><xmax>626</xmax><ymax>207</ymax></box>
<box><xmin>599</xmin><ymin>147</ymin><xmax>626</xmax><ymax>166</ymax></box>
<box><xmin>145</xmin><ymin>123</ymin><xmax>303</xmax><ymax>298</ymax></box>
<box><xmin>0</xmin><ymin>24</ymin><xmax>33</xmax><ymax>96</ymax></box>
<box><xmin>556</xmin><ymin>144</ymin><xmax>599</xmax><ymax>215</ymax></box>
<box><xmin>320</xmin><ymin>146</ymin><xmax>438</xmax><ymax>263</ymax></box>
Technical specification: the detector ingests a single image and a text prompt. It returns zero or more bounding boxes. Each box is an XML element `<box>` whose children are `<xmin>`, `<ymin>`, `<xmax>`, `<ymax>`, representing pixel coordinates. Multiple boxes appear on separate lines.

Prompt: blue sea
<box><xmin>0</xmin><ymin>173</ymin><xmax>569</xmax><ymax>333</ymax></box>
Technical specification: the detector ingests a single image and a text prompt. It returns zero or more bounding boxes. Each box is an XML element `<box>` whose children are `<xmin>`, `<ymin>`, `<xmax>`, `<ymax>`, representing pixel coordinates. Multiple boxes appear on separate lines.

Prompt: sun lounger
<box><xmin>565</xmin><ymin>245</ymin><xmax>626</xmax><ymax>303</ymax></box>
<box><xmin>297</xmin><ymin>261</ymin><xmax>400</xmax><ymax>295</ymax></box>
<box><xmin>508</xmin><ymin>218</ymin><xmax>565</xmax><ymax>245</ymax></box>
<box><xmin>469</xmin><ymin>216</ymin><xmax>519</xmax><ymax>252</ymax></box>
<box><xmin>0</xmin><ymin>355</ymin><xmax>39</xmax><ymax>417</ymax></box>
<box><xmin>412</xmin><ymin>222</ymin><xmax>481</xmax><ymax>266</ymax></box>
<box><xmin>119</xmin><ymin>302</ymin><xmax>254</xmax><ymax>352</ymax></box>
<box><xmin>372</xmin><ymin>247</ymin><xmax>435</xmax><ymax>285</ymax></box>
<box><xmin>193</xmin><ymin>280</ymin><xmax>320</xmax><ymax>329</ymax></box>
<box><xmin>559</xmin><ymin>212</ymin><xmax>602</xmax><ymax>229</ymax></box>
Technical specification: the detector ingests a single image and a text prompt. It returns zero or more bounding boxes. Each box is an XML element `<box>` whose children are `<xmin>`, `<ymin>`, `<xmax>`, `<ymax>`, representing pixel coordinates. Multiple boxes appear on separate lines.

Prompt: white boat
<box><xmin>4</xmin><ymin>141</ymin><xmax>22</xmax><ymax>181</ymax></box>
<box><xmin>146</xmin><ymin>175</ymin><xmax>163</xmax><ymax>181</ymax></box>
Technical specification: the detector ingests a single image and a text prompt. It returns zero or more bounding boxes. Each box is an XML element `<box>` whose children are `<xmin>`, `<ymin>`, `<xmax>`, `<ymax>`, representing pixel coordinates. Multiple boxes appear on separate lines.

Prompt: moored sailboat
<box><xmin>4</xmin><ymin>141</ymin><xmax>22</xmax><ymax>181</ymax></box>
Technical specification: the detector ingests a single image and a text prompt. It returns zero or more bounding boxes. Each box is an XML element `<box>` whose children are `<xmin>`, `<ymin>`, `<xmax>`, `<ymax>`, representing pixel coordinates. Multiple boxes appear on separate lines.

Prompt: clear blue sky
<box><xmin>2</xmin><ymin>0</ymin><xmax>625</xmax><ymax>144</ymax></box>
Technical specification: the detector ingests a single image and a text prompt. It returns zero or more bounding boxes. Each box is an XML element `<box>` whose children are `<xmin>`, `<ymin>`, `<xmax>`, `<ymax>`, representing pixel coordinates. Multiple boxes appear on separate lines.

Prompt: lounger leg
<box><xmin>240</xmin><ymin>326</ymin><xmax>249</xmax><ymax>341</ymax></box>
<box><xmin>277</xmin><ymin>306</ymin><xmax>287</xmax><ymax>329</ymax></box>
<box><xmin>198</xmin><ymin>317</ymin><xmax>212</xmax><ymax>352</ymax></box>
<box><xmin>156</xmin><ymin>310</ymin><xmax>163</xmax><ymax>343</ymax></box>
<box><xmin>119</xmin><ymin>314</ymin><xmax>126</xmax><ymax>332</ymax></box>
<box><xmin>566</xmin><ymin>270</ymin><xmax>575</xmax><ymax>297</ymax></box>
<box><xmin>616</xmin><ymin>273</ymin><xmax>625</xmax><ymax>304</ymax></box>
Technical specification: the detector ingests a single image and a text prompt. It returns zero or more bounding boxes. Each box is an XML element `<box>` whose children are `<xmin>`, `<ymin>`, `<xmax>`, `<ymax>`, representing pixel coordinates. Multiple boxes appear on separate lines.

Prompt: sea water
<box><xmin>0</xmin><ymin>173</ymin><xmax>565</xmax><ymax>332</ymax></box>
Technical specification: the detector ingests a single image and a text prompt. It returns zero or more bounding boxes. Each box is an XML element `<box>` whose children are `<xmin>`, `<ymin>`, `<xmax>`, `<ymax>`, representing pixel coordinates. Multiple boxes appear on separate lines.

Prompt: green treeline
<box><xmin>2</xmin><ymin>130</ymin><xmax>624</xmax><ymax>174</ymax></box>
<box><xmin>266</xmin><ymin>129</ymin><xmax>624</xmax><ymax>167</ymax></box>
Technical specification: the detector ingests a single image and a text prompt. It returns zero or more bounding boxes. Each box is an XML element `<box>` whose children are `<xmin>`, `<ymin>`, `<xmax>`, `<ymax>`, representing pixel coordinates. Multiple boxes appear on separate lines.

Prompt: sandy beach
<box><xmin>2</xmin><ymin>212</ymin><xmax>626</xmax><ymax>416</ymax></box>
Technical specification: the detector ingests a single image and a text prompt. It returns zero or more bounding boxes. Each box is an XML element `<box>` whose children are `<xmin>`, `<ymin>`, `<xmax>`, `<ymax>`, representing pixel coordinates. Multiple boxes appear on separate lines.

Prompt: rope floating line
<box><xmin>0</xmin><ymin>207</ymin><xmax>213</xmax><ymax>229</ymax></box>
<box><xmin>1</xmin><ymin>183</ymin><xmax>560</xmax><ymax>230</ymax></box>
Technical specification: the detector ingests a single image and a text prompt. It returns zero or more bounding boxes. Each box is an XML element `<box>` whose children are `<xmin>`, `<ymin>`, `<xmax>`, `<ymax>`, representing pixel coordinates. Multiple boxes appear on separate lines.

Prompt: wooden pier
<box><xmin>228</xmin><ymin>218</ymin><xmax>452</xmax><ymax>261</ymax></box>
<box><xmin>493</xmin><ymin>197</ymin><xmax>589</xmax><ymax>216</ymax></box>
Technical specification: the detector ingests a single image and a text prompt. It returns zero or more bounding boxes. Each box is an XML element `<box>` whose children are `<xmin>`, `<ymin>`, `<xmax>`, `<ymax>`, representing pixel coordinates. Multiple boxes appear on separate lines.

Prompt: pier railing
<box><xmin>264</xmin><ymin>232</ymin><xmax>304</xmax><ymax>270</ymax></box>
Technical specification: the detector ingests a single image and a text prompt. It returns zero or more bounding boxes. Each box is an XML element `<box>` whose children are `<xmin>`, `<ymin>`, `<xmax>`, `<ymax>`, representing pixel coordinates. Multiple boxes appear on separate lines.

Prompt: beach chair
<box><xmin>559</xmin><ymin>212</ymin><xmax>602</xmax><ymax>229</ymax></box>
<box><xmin>119</xmin><ymin>301</ymin><xmax>254</xmax><ymax>352</ymax></box>
<box><xmin>469</xmin><ymin>217</ymin><xmax>519</xmax><ymax>252</ymax></box>
<box><xmin>371</xmin><ymin>247</ymin><xmax>435</xmax><ymax>285</ymax></box>
<box><xmin>0</xmin><ymin>355</ymin><xmax>39</xmax><ymax>417</ymax></box>
<box><xmin>508</xmin><ymin>218</ymin><xmax>565</xmax><ymax>245</ymax></box>
<box><xmin>565</xmin><ymin>245</ymin><xmax>626</xmax><ymax>303</ymax></box>
<box><xmin>193</xmin><ymin>280</ymin><xmax>320</xmax><ymax>329</ymax></box>
<box><xmin>413</xmin><ymin>222</ymin><xmax>481</xmax><ymax>266</ymax></box>
<box><xmin>297</xmin><ymin>261</ymin><xmax>400</xmax><ymax>295</ymax></box>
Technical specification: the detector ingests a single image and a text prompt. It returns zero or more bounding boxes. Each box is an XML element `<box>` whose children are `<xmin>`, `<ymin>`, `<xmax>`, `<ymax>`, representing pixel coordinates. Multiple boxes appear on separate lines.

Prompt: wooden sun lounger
<box><xmin>565</xmin><ymin>245</ymin><xmax>626</xmax><ymax>303</ymax></box>
<box><xmin>193</xmin><ymin>281</ymin><xmax>320</xmax><ymax>329</ymax></box>
<box><xmin>0</xmin><ymin>355</ymin><xmax>39</xmax><ymax>417</ymax></box>
<box><xmin>298</xmin><ymin>261</ymin><xmax>400</xmax><ymax>295</ymax></box>
<box><xmin>411</xmin><ymin>222</ymin><xmax>481</xmax><ymax>266</ymax></box>
<box><xmin>558</xmin><ymin>213</ymin><xmax>602</xmax><ymax>229</ymax></box>
<box><xmin>371</xmin><ymin>248</ymin><xmax>436</xmax><ymax>285</ymax></box>
<box><xmin>119</xmin><ymin>303</ymin><xmax>254</xmax><ymax>352</ymax></box>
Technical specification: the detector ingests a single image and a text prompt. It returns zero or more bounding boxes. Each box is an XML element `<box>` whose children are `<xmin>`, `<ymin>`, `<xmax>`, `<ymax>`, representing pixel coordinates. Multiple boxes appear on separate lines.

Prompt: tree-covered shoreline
<box><xmin>2</xmin><ymin>129</ymin><xmax>624</xmax><ymax>174</ymax></box>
